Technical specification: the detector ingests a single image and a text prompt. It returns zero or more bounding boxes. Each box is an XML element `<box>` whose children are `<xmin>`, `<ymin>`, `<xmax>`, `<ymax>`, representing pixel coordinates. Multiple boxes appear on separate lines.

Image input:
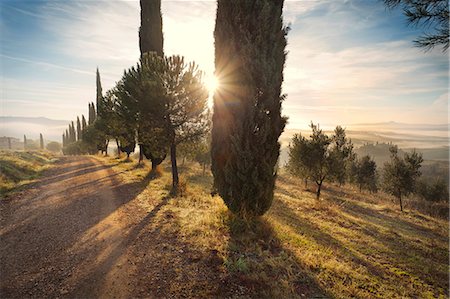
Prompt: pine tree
<box><xmin>384</xmin><ymin>0</ymin><xmax>448</xmax><ymax>52</ymax></box>
<box><xmin>355</xmin><ymin>155</ymin><xmax>378</xmax><ymax>192</ymax></box>
<box><xmin>76</xmin><ymin>116</ymin><xmax>81</xmax><ymax>141</ymax></box>
<box><xmin>383</xmin><ymin>146</ymin><xmax>423</xmax><ymax>211</ymax></box>
<box><xmin>211</xmin><ymin>0</ymin><xmax>288</xmax><ymax>217</ymax></box>
<box><xmin>287</xmin><ymin>123</ymin><xmax>332</xmax><ymax>200</ymax></box>
<box><xmin>152</xmin><ymin>55</ymin><xmax>209</xmax><ymax>192</ymax></box>
<box><xmin>137</xmin><ymin>0</ymin><xmax>165</xmax><ymax>167</ymax></box>
<box><xmin>328</xmin><ymin>126</ymin><xmax>353</xmax><ymax>186</ymax></box>
<box><xmin>39</xmin><ymin>133</ymin><xmax>44</xmax><ymax>150</ymax></box>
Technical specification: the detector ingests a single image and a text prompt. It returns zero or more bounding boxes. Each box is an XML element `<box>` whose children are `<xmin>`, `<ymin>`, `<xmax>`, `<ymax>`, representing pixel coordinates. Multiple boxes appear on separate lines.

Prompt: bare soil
<box><xmin>0</xmin><ymin>156</ymin><xmax>225</xmax><ymax>298</ymax></box>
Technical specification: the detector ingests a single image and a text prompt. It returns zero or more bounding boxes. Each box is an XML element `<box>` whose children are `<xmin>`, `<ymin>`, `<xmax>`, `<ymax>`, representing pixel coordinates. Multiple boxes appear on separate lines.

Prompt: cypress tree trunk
<box><xmin>399</xmin><ymin>194</ymin><xmax>403</xmax><ymax>212</ymax></box>
<box><xmin>170</xmin><ymin>142</ymin><xmax>179</xmax><ymax>194</ymax></box>
<box><xmin>211</xmin><ymin>0</ymin><xmax>288</xmax><ymax>217</ymax></box>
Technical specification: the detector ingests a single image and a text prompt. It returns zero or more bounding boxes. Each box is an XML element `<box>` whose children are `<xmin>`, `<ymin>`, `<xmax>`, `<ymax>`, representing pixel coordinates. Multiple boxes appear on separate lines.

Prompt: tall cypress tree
<box><xmin>138</xmin><ymin>0</ymin><xmax>166</xmax><ymax>167</ymax></box>
<box><xmin>23</xmin><ymin>135</ymin><xmax>27</xmax><ymax>150</ymax></box>
<box><xmin>91</xmin><ymin>102</ymin><xmax>96</xmax><ymax>123</ymax></box>
<box><xmin>62</xmin><ymin>133</ymin><xmax>66</xmax><ymax>148</ymax></box>
<box><xmin>211</xmin><ymin>0</ymin><xmax>288</xmax><ymax>217</ymax></box>
<box><xmin>65</xmin><ymin>130</ymin><xmax>69</xmax><ymax>145</ymax></box>
<box><xmin>76</xmin><ymin>116</ymin><xmax>82</xmax><ymax>141</ymax></box>
<box><xmin>88</xmin><ymin>103</ymin><xmax>94</xmax><ymax>125</ymax></box>
<box><xmin>70</xmin><ymin>121</ymin><xmax>76</xmax><ymax>143</ymax></box>
<box><xmin>81</xmin><ymin>115</ymin><xmax>87</xmax><ymax>139</ymax></box>
<box><xmin>96</xmin><ymin>68</ymin><xmax>103</xmax><ymax>112</ymax></box>
<box><xmin>139</xmin><ymin>0</ymin><xmax>163</xmax><ymax>56</ymax></box>
<box><xmin>39</xmin><ymin>133</ymin><xmax>44</xmax><ymax>150</ymax></box>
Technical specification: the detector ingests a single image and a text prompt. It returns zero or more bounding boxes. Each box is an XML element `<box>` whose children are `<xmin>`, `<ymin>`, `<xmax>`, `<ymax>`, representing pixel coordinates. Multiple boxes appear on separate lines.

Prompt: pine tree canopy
<box><xmin>384</xmin><ymin>0</ymin><xmax>449</xmax><ymax>51</ymax></box>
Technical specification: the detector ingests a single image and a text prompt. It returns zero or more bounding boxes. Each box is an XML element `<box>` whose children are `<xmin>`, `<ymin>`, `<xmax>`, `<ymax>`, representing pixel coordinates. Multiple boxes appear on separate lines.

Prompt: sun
<box><xmin>205</xmin><ymin>74</ymin><xmax>219</xmax><ymax>94</ymax></box>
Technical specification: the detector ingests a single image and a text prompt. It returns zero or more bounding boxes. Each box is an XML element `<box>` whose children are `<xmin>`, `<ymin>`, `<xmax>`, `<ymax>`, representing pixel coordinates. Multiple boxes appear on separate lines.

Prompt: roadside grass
<box><xmin>0</xmin><ymin>150</ymin><xmax>57</xmax><ymax>197</ymax></box>
<box><xmin>97</xmin><ymin>154</ymin><xmax>449</xmax><ymax>298</ymax></box>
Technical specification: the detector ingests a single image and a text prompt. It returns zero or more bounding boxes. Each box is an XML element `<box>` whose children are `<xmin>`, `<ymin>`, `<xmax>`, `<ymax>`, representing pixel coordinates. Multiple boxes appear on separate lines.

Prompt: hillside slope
<box><xmin>1</xmin><ymin>154</ymin><xmax>448</xmax><ymax>298</ymax></box>
<box><xmin>100</xmin><ymin>156</ymin><xmax>449</xmax><ymax>298</ymax></box>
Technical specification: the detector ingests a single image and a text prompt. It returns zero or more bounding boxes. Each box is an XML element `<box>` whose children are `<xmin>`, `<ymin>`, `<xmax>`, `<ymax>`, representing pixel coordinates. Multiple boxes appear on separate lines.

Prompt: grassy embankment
<box><xmin>0</xmin><ymin>151</ymin><xmax>57</xmax><ymax>197</ymax></box>
<box><xmin>96</xmin><ymin>154</ymin><xmax>449</xmax><ymax>299</ymax></box>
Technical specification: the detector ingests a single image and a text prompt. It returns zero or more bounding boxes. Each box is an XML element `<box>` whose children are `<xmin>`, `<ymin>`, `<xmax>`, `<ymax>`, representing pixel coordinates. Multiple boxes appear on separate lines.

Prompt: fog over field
<box><xmin>2</xmin><ymin>116</ymin><xmax>448</xmax><ymax>163</ymax></box>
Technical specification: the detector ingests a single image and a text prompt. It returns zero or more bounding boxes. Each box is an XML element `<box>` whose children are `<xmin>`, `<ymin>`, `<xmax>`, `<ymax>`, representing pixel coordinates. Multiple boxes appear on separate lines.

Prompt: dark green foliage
<box><xmin>354</xmin><ymin>155</ymin><xmax>378</xmax><ymax>192</ymax></box>
<box><xmin>145</xmin><ymin>54</ymin><xmax>209</xmax><ymax>192</ymax></box>
<box><xmin>93</xmin><ymin>69</ymin><xmax>109</xmax><ymax>155</ymax></box>
<box><xmin>384</xmin><ymin>0</ymin><xmax>449</xmax><ymax>51</ymax></box>
<box><xmin>383</xmin><ymin>146</ymin><xmax>423</xmax><ymax>211</ymax></box>
<box><xmin>212</xmin><ymin>0</ymin><xmax>288</xmax><ymax>217</ymax></box>
<box><xmin>88</xmin><ymin>102</ymin><xmax>96</xmax><ymax>125</ymax></box>
<box><xmin>116</xmin><ymin>55</ymin><xmax>169</xmax><ymax>169</ymax></box>
<box><xmin>65</xmin><ymin>130</ymin><xmax>69</xmax><ymax>145</ymax></box>
<box><xmin>416</xmin><ymin>178</ymin><xmax>449</xmax><ymax>202</ymax></box>
<box><xmin>39</xmin><ymin>133</ymin><xmax>44</xmax><ymax>150</ymax></box>
<box><xmin>76</xmin><ymin>117</ymin><xmax>81</xmax><ymax>141</ymax></box>
<box><xmin>286</xmin><ymin>133</ymin><xmax>314</xmax><ymax>188</ymax></box>
<box><xmin>139</xmin><ymin>0</ymin><xmax>163</xmax><ymax>57</ymax></box>
<box><xmin>287</xmin><ymin>123</ymin><xmax>332</xmax><ymax>200</ymax></box>
<box><xmin>328</xmin><ymin>126</ymin><xmax>353</xmax><ymax>186</ymax></box>
<box><xmin>96</xmin><ymin>68</ymin><xmax>103</xmax><ymax>111</ymax></box>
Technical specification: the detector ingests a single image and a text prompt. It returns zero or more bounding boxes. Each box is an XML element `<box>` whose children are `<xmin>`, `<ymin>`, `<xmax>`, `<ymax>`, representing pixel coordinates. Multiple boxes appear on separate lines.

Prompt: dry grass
<box><xmin>0</xmin><ymin>150</ymin><xmax>57</xmax><ymax>196</ymax></box>
<box><xmin>97</xmin><ymin>154</ymin><xmax>449</xmax><ymax>298</ymax></box>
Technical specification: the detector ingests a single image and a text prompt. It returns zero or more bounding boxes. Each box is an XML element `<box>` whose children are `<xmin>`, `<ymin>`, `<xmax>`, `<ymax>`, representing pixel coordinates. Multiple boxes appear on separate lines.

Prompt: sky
<box><xmin>1</xmin><ymin>0</ymin><xmax>448</xmax><ymax>129</ymax></box>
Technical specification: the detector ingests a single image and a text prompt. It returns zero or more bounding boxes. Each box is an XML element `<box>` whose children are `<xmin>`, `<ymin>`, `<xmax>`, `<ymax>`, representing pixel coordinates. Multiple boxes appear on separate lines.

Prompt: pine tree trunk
<box><xmin>304</xmin><ymin>178</ymin><xmax>308</xmax><ymax>188</ymax></box>
<box><xmin>316</xmin><ymin>182</ymin><xmax>322</xmax><ymax>200</ymax></box>
<box><xmin>170</xmin><ymin>142</ymin><xmax>179</xmax><ymax>195</ymax></box>
<box><xmin>139</xmin><ymin>144</ymin><xmax>144</xmax><ymax>165</ymax></box>
<box><xmin>399</xmin><ymin>194</ymin><xmax>403</xmax><ymax>212</ymax></box>
<box><xmin>116</xmin><ymin>139</ymin><xmax>121</xmax><ymax>157</ymax></box>
<box><xmin>203</xmin><ymin>163</ymin><xmax>206</xmax><ymax>175</ymax></box>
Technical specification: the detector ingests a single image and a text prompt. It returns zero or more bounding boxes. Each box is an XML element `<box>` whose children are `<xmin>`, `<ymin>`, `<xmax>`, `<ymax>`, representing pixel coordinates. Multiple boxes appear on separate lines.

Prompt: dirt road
<box><xmin>0</xmin><ymin>156</ymin><xmax>136</xmax><ymax>298</ymax></box>
<box><xmin>0</xmin><ymin>155</ymin><xmax>231</xmax><ymax>298</ymax></box>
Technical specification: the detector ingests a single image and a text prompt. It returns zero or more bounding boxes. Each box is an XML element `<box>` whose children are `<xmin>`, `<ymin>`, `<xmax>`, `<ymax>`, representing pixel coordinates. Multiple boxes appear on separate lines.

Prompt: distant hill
<box><xmin>0</xmin><ymin>116</ymin><xmax>70</xmax><ymax>142</ymax></box>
